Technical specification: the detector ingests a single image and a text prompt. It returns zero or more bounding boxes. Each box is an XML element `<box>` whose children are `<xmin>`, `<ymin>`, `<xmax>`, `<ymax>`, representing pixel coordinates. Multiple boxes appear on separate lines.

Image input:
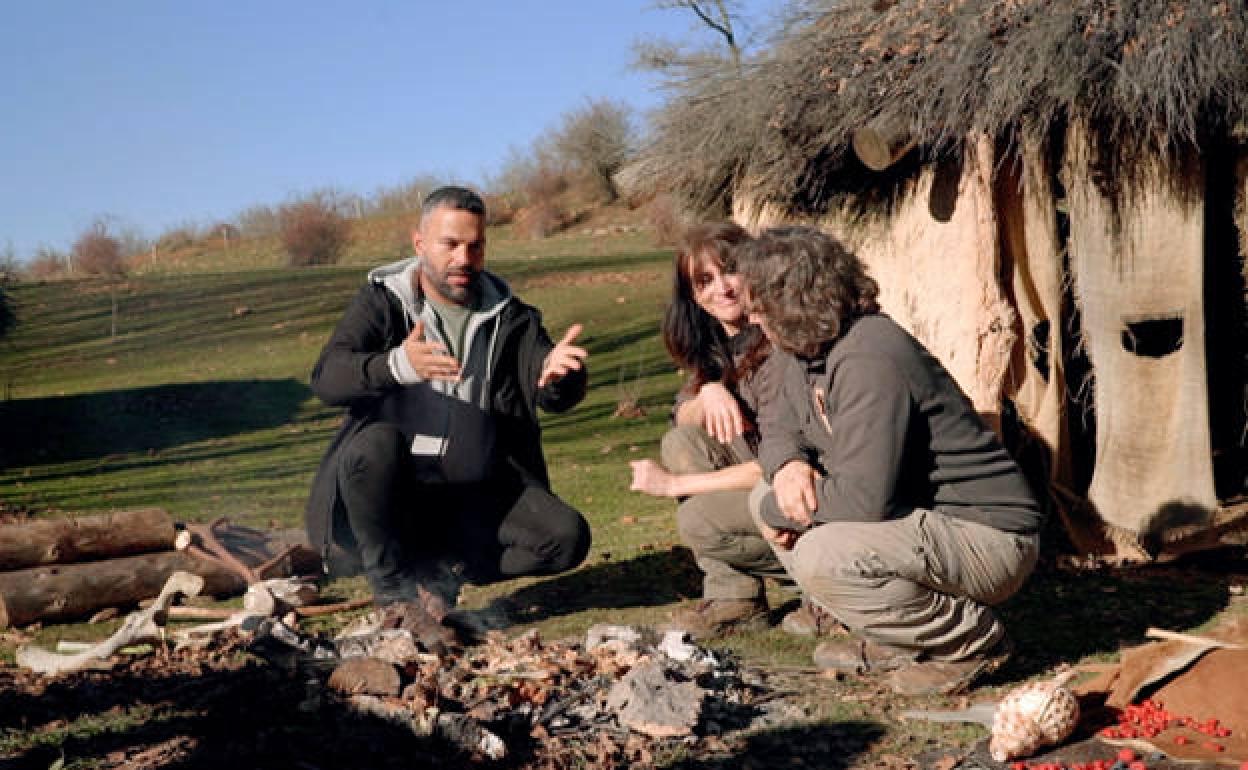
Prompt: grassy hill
<box><xmin>0</xmin><ymin>238</ymin><xmax>752</xmax><ymax>642</ymax></box>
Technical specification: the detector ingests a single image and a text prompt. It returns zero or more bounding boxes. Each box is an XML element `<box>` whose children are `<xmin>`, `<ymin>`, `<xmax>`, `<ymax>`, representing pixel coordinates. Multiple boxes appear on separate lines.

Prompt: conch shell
<box><xmin>989</xmin><ymin>670</ymin><xmax>1080</xmax><ymax>761</ymax></box>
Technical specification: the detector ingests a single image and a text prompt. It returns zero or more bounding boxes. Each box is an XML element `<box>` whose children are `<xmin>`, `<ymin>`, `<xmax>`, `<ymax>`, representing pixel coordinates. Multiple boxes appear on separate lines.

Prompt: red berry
<box><xmin>1117</xmin><ymin>749</ymin><xmax>1136</xmax><ymax>762</ymax></box>
<box><xmin>1174</xmin><ymin>735</ymin><xmax>1190</xmax><ymax>745</ymax></box>
<box><xmin>1204</xmin><ymin>742</ymin><xmax>1225</xmax><ymax>753</ymax></box>
<box><xmin>1128</xmin><ymin>762</ymin><xmax>1147</xmax><ymax>770</ymax></box>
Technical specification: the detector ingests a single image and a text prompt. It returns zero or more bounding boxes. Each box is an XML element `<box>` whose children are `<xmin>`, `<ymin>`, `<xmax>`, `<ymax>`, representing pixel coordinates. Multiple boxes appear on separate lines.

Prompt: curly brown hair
<box><xmin>737</xmin><ymin>226</ymin><xmax>880</xmax><ymax>358</ymax></box>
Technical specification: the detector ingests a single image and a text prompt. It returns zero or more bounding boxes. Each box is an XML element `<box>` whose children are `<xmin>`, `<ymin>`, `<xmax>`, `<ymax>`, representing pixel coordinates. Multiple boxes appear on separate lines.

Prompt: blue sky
<box><xmin>1</xmin><ymin>1</ymin><xmax>780</xmax><ymax>259</ymax></box>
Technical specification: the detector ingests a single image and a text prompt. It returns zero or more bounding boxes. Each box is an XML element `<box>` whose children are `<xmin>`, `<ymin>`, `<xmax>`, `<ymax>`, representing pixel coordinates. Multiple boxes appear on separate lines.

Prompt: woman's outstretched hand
<box><xmin>628</xmin><ymin>459</ymin><xmax>677</xmax><ymax>498</ymax></box>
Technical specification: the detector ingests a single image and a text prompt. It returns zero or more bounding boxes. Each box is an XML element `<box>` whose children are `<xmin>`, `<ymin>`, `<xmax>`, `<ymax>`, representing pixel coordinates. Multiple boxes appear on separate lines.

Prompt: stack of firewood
<box><xmin>0</xmin><ymin>508</ymin><xmax>316</xmax><ymax>629</ymax></box>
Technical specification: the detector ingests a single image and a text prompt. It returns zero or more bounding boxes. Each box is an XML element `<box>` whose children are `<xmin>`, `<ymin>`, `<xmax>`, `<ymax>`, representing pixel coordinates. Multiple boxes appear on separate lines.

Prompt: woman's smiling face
<box><xmin>690</xmin><ymin>252</ymin><xmax>747</xmax><ymax>334</ymax></box>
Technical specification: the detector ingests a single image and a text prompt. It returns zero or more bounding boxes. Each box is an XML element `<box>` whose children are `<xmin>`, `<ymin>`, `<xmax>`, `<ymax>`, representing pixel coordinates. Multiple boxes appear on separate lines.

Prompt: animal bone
<box><xmin>173</xmin><ymin>582</ymin><xmax>278</xmax><ymax>642</ymax></box>
<box><xmin>16</xmin><ymin>571</ymin><xmax>204</xmax><ymax>675</ymax></box>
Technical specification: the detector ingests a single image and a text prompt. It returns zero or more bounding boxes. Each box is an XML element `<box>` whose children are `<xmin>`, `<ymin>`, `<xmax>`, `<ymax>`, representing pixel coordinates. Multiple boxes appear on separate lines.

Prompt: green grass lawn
<box><xmin>1</xmin><ymin>242</ymin><xmax>1244</xmax><ymax>768</ymax></box>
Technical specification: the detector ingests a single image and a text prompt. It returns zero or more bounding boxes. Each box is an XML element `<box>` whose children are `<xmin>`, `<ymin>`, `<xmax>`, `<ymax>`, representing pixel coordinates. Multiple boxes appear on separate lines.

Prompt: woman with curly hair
<box><xmin>738</xmin><ymin>226</ymin><xmax>1043</xmax><ymax>696</ymax></box>
<box><xmin>627</xmin><ymin>222</ymin><xmax>792</xmax><ymax>639</ymax></box>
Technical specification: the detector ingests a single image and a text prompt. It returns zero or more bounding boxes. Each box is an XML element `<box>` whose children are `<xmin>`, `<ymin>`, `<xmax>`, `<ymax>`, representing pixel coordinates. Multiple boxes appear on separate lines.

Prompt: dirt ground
<box><xmin>2</xmin><ymin>551</ymin><xmax>1246</xmax><ymax>770</ymax></box>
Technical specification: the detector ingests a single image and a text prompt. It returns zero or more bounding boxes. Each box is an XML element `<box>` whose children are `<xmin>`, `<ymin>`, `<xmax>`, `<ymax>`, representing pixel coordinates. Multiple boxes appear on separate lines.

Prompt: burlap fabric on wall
<box><xmin>1063</xmin><ymin>119</ymin><xmax>1217</xmax><ymax>557</ymax></box>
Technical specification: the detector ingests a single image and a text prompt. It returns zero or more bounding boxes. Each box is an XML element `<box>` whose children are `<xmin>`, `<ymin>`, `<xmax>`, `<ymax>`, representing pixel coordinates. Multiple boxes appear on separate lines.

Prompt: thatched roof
<box><xmin>640</xmin><ymin>0</ymin><xmax>1248</xmax><ymax>214</ymax></box>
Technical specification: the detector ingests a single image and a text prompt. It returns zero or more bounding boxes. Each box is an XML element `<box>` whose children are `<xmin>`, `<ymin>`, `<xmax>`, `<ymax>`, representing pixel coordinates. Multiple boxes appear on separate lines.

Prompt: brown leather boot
<box><xmin>812</xmin><ymin>636</ymin><xmax>917</xmax><ymax>674</ymax></box>
<box><xmin>885</xmin><ymin>636</ymin><xmax>1014</xmax><ymax>696</ymax></box>
<box><xmin>667</xmin><ymin>598</ymin><xmax>769</xmax><ymax>640</ymax></box>
<box><xmin>780</xmin><ymin>599</ymin><xmax>848</xmax><ymax>637</ymax></box>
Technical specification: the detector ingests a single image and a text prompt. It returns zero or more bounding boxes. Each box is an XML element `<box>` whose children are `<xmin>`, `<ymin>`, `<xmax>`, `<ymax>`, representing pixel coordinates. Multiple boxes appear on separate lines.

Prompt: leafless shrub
<box><xmin>114</xmin><ymin>225</ymin><xmax>151</xmax><ymax>260</ymax></box>
<box><xmin>279</xmin><ymin>199</ymin><xmax>352</xmax><ymax>266</ymax></box>
<box><xmin>235</xmin><ymin>204</ymin><xmax>280</xmax><ymax>238</ymax></box>
<box><xmin>156</xmin><ymin>224</ymin><xmax>202</xmax><ymax>252</ymax></box>
<box><xmin>645</xmin><ymin>193</ymin><xmax>690</xmax><ymax>247</ymax></box>
<box><xmin>551</xmin><ymin>98</ymin><xmax>636</xmax><ymax>204</ymax></box>
<box><xmin>481</xmin><ymin>193</ymin><xmax>515</xmax><ymax>226</ymax></box>
<box><xmin>371</xmin><ymin>175</ymin><xmax>445</xmax><ymax>217</ymax></box>
<box><xmin>27</xmin><ymin>248</ymin><xmax>66</xmax><ymax>280</ymax></box>
<box><xmin>72</xmin><ymin>221</ymin><xmax>127</xmax><ymax>277</ymax></box>
<box><xmin>513</xmin><ymin>200</ymin><xmax>568</xmax><ymax>240</ymax></box>
<box><xmin>493</xmin><ymin>143</ymin><xmax>572</xmax><ymax>238</ymax></box>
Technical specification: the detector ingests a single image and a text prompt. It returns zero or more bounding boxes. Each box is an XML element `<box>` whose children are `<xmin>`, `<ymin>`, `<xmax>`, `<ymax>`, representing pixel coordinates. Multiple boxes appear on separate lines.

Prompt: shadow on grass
<box><xmin>0</xmin><ymin>660</ymin><xmax>478</xmax><ymax>770</ymax></box>
<box><xmin>499</xmin><ymin>547</ymin><xmax>703</xmax><ymax>626</ymax></box>
<box><xmin>664</xmin><ymin>721</ymin><xmax>885</xmax><ymax>770</ymax></box>
<box><xmin>0</xmin><ymin>378</ymin><xmax>309</xmax><ymax>469</ymax></box>
<box><xmin>992</xmin><ymin>552</ymin><xmax>1236</xmax><ymax>682</ymax></box>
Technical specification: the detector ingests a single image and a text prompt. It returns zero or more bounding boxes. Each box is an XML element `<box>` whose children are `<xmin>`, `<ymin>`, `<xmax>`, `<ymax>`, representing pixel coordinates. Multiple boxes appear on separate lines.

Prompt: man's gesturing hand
<box><xmin>402</xmin><ymin>319</ymin><xmax>461</xmax><ymax>382</ymax></box>
<box><xmin>538</xmin><ymin>324</ymin><xmax>588</xmax><ymax>388</ymax></box>
<box><xmin>774</xmin><ymin>460</ymin><xmax>818</xmax><ymax>529</ymax></box>
<box><xmin>698</xmin><ymin>382</ymin><xmax>745</xmax><ymax>444</ymax></box>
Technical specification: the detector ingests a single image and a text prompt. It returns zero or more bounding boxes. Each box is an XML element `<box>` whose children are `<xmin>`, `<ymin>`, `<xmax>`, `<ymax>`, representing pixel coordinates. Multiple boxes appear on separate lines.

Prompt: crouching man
<box><xmin>738</xmin><ymin>226</ymin><xmax>1042</xmax><ymax>696</ymax></box>
<box><xmin>304</xmin><ymin>186</ymin><xmax>592</xmax><ymax>633</ymax></box>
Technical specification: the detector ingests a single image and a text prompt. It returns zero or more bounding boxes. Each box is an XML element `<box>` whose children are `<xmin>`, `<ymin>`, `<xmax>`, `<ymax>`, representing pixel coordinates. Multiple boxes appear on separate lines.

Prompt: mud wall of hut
<box><xmin>733</xmin><ymin>128</ymin><xmax>1248</xmax><ymax>560</ymax></box>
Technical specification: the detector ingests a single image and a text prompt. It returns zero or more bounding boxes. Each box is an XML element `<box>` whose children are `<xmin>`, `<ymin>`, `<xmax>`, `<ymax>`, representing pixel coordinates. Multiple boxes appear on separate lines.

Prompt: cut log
<box><xmin>852</xmin><ymin>116</ymin><xmax>917</xmax><ymax>171</ymax></box>
<box><xmin>0</xmin><ymin>550</ymin><xmax>246</xmax><ymax>629</ymax></box>
<box><xmin>0</xmin><ymin>508</ymin><xmax>176</xmax><ymax>570</ymax></box>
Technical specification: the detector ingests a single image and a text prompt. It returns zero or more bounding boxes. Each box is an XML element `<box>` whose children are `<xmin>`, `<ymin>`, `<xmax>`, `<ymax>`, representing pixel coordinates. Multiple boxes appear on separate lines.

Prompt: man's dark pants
<box><xmin>336</xmin><ymin>422</ymin><xmax>591</xmax><ymax>604</ymax></box>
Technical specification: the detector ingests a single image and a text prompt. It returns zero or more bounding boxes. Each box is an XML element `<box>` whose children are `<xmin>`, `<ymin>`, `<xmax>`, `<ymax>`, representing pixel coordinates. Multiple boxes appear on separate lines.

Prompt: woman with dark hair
<box><xmin>738</xmin><ymin>226</ymin><xmax>1043</xmax><ymax>696</ymax></box>
<box><xmin>627</xmin><ymin>222</ymin><xmax>792</xmax><ymax>639</ymax></box>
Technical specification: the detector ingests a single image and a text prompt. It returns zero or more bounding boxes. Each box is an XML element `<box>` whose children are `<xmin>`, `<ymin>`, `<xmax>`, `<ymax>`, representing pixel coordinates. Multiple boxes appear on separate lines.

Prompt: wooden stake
<box><xmin>1144</xmin><ymin>627</ymin><xmax>1245</xmax><ymax>649</ymax></box>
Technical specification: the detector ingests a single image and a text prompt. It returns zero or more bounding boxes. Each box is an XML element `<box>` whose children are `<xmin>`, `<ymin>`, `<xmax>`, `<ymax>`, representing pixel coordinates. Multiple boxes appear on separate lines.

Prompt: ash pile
<box><xmin>271</xmin><ymin>610</ymin><xmax>805</xmax><ymax>765</ymax></box>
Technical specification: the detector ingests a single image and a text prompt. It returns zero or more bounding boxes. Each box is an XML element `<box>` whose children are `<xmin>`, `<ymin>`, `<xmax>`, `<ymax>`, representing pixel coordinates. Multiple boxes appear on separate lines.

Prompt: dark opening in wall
<box><xmin>1204</xmin><ymin>137</ymin><xmax>1248</xmax><ymax>500</ymax></box>
<box><xmin>1120</xmin><ymin>314</ymin><xmax>1184</xmax><ymax>358</ymax></box>
<box><xmin>1030</xmin><ymin>319</ymin><xmax>1051</xmax><ymax>382</ymax></box>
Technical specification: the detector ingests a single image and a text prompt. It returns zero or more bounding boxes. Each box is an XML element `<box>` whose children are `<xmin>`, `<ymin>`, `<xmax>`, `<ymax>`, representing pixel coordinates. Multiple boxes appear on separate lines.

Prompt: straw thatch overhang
<box><xmin>642</xmin><ymin>0</ymin><xmax>1248</xmax><ymax>216</ymax></box>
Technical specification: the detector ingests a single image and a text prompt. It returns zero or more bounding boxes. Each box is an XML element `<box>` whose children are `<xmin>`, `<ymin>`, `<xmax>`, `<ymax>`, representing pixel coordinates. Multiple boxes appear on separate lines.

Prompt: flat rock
<box><xmin>605</xmin><ymin>659</ymin><xmax>706</xmax><ymax>738</ymax></box>
<box><xmin>328</xmin><ymin>657</ymin><xmax>401</xmax><ymax>696</ymax></box>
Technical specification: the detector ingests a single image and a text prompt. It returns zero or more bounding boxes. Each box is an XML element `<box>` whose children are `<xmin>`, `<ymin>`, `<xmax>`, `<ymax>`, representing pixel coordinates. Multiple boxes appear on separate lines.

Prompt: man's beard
<box><xmin>428</xmin><ymin>266</ymin><xmax>481</xmax><ymax>305</ymax></box>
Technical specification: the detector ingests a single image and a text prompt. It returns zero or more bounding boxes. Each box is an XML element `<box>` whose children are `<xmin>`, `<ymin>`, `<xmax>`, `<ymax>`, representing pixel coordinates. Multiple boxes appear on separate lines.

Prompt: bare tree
<box><xmin>72</xmin><ymin>221</ymin><xmax>127</xmax><ymax>278</ymax></box>
<box><xmin>552</xmin><ymin>99</ymin><xmax>636</xmax><ymax>204</ymax></box>
<box><xmin>654</xmin><ymin>0</ymin><xmax>744</xmax><ymax>68</ymax></box>
<box><xmin>71</xmin><ymin>221</ymin><xmax>128</xmax><ymax>339</ymax></box>
<box><xmin>278</xmin><ymin>197</ymin><xmax>352</xmax><ymax>267</ymax></box>
<box><xmin>636</xmin><ymin>0</ymin><xmax>750</xmax><ymax>81</ymax></box>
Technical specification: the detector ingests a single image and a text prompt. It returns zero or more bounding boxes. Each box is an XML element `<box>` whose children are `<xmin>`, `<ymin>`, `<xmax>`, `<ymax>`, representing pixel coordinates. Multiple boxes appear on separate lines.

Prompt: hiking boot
<box><xmin>781</xmin><ymin>599</ymin><xmax>847</xmax><ymax>637</ymax></box>
<box><xmin>667</xmin><ymin>598</ymin><xmax>769</xmax><ymax>640</ymax></box>
<box><xmin>812</xmin><ymin>637</ymin><xmax>917</xmax><ymax>674</ymax></box>
<box><xmin>885</xmin><ymin>636</ymin><xmax>1014</xmax><ymax>697</ymax></box>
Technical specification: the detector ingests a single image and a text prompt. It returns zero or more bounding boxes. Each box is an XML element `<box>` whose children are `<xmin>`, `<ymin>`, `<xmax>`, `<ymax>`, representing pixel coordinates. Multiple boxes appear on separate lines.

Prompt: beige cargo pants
<box><xmin>661</xmin><ymin>426</ymin><xmax>784</xmax><ymax>601</ymax></box>
<box><xmin>749</xmin><ymin>482</ymin><xmax>1039</xmax><ymax>661</ymax></box>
